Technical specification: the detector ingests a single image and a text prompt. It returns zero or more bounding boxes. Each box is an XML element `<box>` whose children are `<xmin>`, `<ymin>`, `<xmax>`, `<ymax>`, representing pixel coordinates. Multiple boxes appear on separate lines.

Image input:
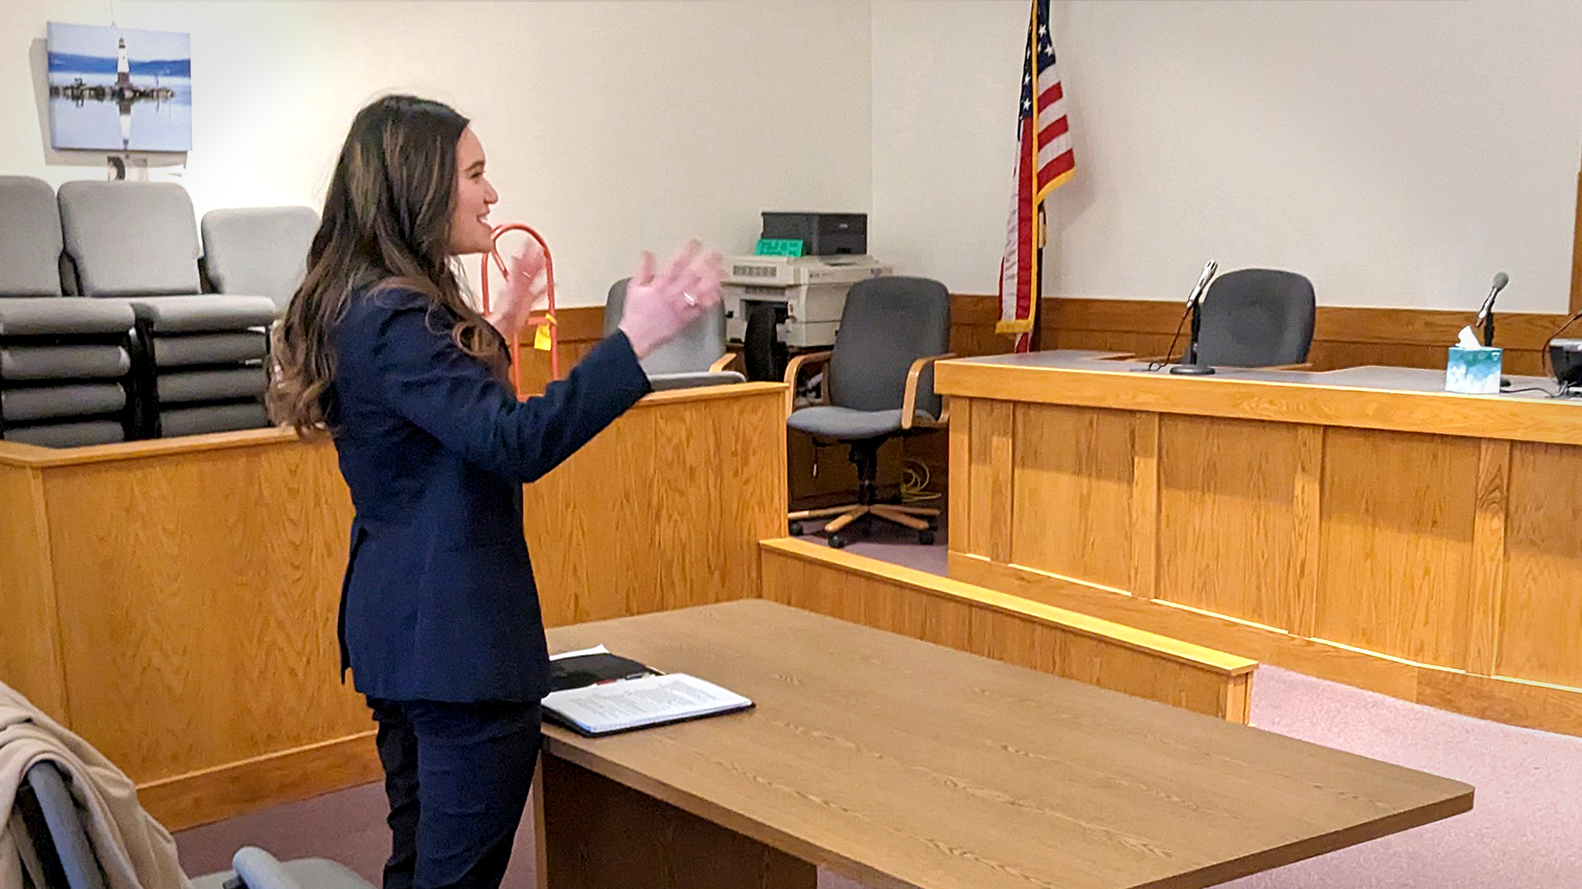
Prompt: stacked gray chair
<box><xmin>20</xmin><ymin>758</ymin><xmax>374</xmax><ymax>889</ymax></box>
<box><xmin>785</xmin><ymin>276</ymin><xmax>952</xmax><ymax>548</ymax></box>
<box><xmin>0</xmin><ymin>176</ymin><xmax>136</xmax><ymax>447</ymax></box>
<box><xmin>604</xmin><ymin>277</ymin><xmax>744</xmax><ymax>390</ymax></box>
<box><xmin>57</xmin><ymin>181</ymin><xmax>278</xmax><ymax>438</ymax></box>
<box><xmin>201</xmin><ymin>206</ymin><xmax>319</xmax><ymax>312</ymax></box>
<box><xmin>1196</xmin><ymin>268</ymin><xmax>1317</xmax><ymax>367</ymax></box>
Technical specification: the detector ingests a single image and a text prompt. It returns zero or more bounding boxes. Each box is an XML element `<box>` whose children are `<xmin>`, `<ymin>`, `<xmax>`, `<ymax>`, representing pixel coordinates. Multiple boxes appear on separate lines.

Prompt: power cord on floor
<box><xmin>901</xmin><ymin>460</ymin><xmax>942</xmax><ymax>504</ymax></box>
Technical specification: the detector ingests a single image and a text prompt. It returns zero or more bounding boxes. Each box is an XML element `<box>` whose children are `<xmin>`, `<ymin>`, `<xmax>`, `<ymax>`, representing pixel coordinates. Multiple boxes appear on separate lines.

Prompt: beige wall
<box><xmin>871</xmin><ymin>0</ymin><xmax>1582</xmax><ymax>313</ymax></box>
<box><xmin>11</xmin><ymin>2</ymin><xmax>1582</xmax><ymax>312</ymax></box>
<box><xmin>4</xmin><ymin>0</ymin><xmax>873</xmax><ymax>305</ymax></box>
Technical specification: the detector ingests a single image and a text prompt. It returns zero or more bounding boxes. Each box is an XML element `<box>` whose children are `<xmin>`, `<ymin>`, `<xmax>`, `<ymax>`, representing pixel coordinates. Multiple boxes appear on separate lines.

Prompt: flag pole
<box><xmin>1031</xmin><ymin>204</ymin><xmax>1045</xmax><ymax>352</ymax></box>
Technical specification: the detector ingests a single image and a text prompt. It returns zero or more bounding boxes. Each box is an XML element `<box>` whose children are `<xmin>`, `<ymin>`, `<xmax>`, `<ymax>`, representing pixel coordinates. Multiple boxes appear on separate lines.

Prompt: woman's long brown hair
<box><xmin>268</xmin><ymin>94</ymin><xmax>503</xmax><ymax>436</ymax></box>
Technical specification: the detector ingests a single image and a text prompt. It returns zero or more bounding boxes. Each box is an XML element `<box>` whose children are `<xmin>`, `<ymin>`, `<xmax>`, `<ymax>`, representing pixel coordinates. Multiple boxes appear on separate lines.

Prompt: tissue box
<box><xmin>1446</xmin><ymin>346</ymin><xmax>1502</xmax><ymax>394</ymax></box>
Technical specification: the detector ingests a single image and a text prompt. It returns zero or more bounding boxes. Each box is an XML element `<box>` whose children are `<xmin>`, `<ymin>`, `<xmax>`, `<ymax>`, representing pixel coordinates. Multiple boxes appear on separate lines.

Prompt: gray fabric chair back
<box><xmin>603</xmin><ymin>277</ymin><xmax>730</xmax><ymax>375</ymax></box>
<box><xmin>58</xmin><ymin>181</ymin><xmax>201</xmax><ymax>297</ymax></box>
<box><xmin>0</xmin><ymin>176</ymin><xmax>65</xmax><ymax>296</ymax></box>
<box><xmin>828</xmin><ymin>276</ymin><xmax>950</xmax><ymax>416</ymax></box>
<box><xmin>201</xmin><ymin>206</ymin><xmax>319</xmax><ymax>309</ymax></box>
<box><xmin>1197</xmin><ymin>268</ymin><xmax>1316</xmax><ymax>367</ymax></box>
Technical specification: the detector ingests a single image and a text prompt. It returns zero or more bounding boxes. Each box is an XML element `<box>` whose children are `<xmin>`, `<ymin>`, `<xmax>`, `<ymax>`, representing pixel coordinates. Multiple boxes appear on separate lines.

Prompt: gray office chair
<box><xmin>1196</xmin><ymin>268</ymin><xmax>1316</xmax><ymax>367</ymax></box>
<box><xmin>18</xmin><ymin>760</ymin><xmax>372</xmax><ymax>889</ymax></box>
<box><xmin>604</xmin><ymin>277</ymin><xmax>744</xmax><ymax>390</ymax></box>
<box><xmin>785</xmin><ymin>276</ymin><xmax>952</xmax><ymax>547</ymax></box>
<box><xmin>57</xmin><ymin>181</ymin><xmax>278</xmax><ymax>438</ymax></box>
<box><xmin>201</xmin><ymin>206</ymin><xmax>319</xmax><ymax>312</ymax></box>
<box><xmin>0</xmin><ymin>176</ymin><xmax>137</xmax><ymax>446</ymax></box>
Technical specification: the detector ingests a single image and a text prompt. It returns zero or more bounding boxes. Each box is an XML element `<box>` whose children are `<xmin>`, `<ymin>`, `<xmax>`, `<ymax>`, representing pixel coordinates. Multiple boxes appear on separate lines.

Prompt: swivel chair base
<box><xmin>790</xmin><ymin>502</ymin><xmax>940</xmax><ymax>547</ymax></box>
<box><xmin>787</xmin><ymin>436</ymin><xmax>939</xmax><ymax>547</ymax></box>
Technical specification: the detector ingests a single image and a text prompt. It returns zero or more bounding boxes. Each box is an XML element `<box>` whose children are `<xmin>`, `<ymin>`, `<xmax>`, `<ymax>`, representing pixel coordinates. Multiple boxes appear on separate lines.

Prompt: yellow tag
<box><xmin>534</xmin><ymin>315</ymin><xmax>555</xmax><ymax>351</ymax></box>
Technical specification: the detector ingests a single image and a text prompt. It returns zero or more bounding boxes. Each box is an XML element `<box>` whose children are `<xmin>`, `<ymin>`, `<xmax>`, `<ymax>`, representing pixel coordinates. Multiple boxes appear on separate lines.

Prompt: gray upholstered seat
<box><xmin>201</xmin><ymin>206</ymin><xmax>319</xmax><ymax>311</ymax></box>
<box><xmin>122</xmin><ymin>294</ymin><xmax>278</xmax><ymax>332</ymax></box>
<box><xmin>0</xmin><ymin>298</ymin><xmax>135</xmax><ymax>337</ymax></box>
<box><xmin>56</xmin><ymin>181</ymin><xmax>274</xmax><ymax>438</ymax></box>
<box><xmin>1</xmin><ymin>344</ymin><xmax>130</xmax><ymax>381</ymax></box>
<box><xmin>0</xmin><ymin>176</ymin><xmax>135</xmax><ymax>446</ymax></box>
<box><xmin>1</xmin><ymin>383</ymin><xmax>127</xmax><ymax>422</ymax></box>
<box><xmin>605</xmin><ymin>277</ymin><xmax>744</xmax><ymax>389</ymax></box>
<box><xmin>1196</xmin><ymin>268</ymin><xmax>1316</xmax><ymax>367</ymax></box>
<box><xmin>156</xmin><ymin>367</ymin><xmax>269</xmax><ymax>404</ymax></box>
<box><xmin>4</xmin><ymin>419</ymin><xmax>125</xmax><ymax>448</ymax></box>
<box><xmin>787</xmin><ymin>406</ymin><xmax>935</xmax><ymax>440</ymax></box>
<box><xmin>160</xmin><ymin>402</ymin><xmax>272</xmax><ymax>437</ymax></box>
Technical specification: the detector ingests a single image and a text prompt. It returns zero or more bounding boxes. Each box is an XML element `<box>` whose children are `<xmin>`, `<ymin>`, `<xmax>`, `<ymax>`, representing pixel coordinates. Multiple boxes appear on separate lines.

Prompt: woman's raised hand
<box><xmin>487</xmin><ymin>237</ymin><xmax>549</xmax><ymax>338</ymax></box>
<box><xmin>618</xmin><ymin>240</ymin><xmax>724</xmax><ymax>359</ymax></box>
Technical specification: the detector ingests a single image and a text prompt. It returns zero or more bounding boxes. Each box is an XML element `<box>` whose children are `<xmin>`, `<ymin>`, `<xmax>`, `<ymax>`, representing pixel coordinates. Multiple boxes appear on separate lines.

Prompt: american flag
<box><xmin>997</xmin><ymin>0</ymin><xmax>1074</xmax><ymax>352</ymax></box>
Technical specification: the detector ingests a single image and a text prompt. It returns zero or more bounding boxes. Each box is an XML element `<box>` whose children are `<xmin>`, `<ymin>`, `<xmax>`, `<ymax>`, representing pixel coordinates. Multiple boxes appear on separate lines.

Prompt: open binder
<box><xmin>543</xmin><ymin>648</ymin><xmax>754</xmax><ymax>737</ymax></box>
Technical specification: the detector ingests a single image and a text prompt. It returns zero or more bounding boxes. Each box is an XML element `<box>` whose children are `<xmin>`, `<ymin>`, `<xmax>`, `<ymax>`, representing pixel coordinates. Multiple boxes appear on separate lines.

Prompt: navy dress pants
<box><xmin>368</xmin><ymin>698</ymin><xmax>543</xmax><ymax>889</ymax></box>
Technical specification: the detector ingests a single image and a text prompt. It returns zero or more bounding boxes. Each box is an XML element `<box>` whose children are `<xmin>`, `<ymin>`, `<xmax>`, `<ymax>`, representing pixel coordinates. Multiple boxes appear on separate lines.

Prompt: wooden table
<box><xmin>537</xmin><ymin>600</ymin><xmax>1471</xmax><ymax>889</ymax></box>
<box><xmin>936</xmin><ymin>350</ymin><xmax>1582</xmax><ymax>738</ymax></box>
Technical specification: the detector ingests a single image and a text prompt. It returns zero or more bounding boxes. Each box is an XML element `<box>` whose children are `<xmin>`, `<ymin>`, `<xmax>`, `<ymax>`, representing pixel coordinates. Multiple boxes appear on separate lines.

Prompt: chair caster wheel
<box><xmin>828</xmin><ymin>534</ymin><xmax>848</xmax><ymax>549</ymax></box>
<box><xmin>789</xmin><ymin>521</ymin><xmax>804</xmax><ymax>537</ymax></box>
<box><xmin>918</xmin><ymin>530</ymin><xmax>936</xmax><ymax>545</ymax></box>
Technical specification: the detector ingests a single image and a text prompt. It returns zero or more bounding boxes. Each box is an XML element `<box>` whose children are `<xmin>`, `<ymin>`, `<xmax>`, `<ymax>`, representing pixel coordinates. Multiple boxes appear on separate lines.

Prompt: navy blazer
<box><xmin>328</xmin><ymin>286</ymin><xmax>651</xmax><ymax>702</ymax></box>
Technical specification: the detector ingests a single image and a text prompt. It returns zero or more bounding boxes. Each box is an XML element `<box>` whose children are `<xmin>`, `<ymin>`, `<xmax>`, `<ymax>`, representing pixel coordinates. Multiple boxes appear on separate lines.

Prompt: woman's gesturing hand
<box><xmin>486</xmin><ymin>237</ymin><xmax>549</xmax><ymax>339</ymax></box>
<box><xmin>618</xmin><ymin>240</ymin><xmax>724</xmax><ymax>359</ymax></box>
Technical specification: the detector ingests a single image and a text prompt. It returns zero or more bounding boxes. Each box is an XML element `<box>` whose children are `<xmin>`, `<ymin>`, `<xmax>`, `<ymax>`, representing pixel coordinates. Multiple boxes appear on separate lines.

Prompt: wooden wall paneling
<box><xmin>968</xmin><ymin>399</ymin><xmax>1016</xmax><ymax>564</ymax></box>
<box><xmin>138</xmin><ymin>733</ymin><xmax>380</xmax><ymax>832</ymax></box>
<box><xmin>43</xmin><ymin>442</ymin><xmax>364</xmax><ymax>787</ymax></box>
<box><xmin>1465</xmin><ymin>439</ymin><xmax>1511</xmax><ymax>676</ymax></box>
<box><xmin>957</xmin><ymin>547</ymin><xmax>1582</xmax><ymax>737</ymax></box>
<box><xmin>1155</xmin><ymin>416</ymin><xmax>1300</xmax><ymax>630</ymax></box>
<box><xmin>949</xmin><ymin>294</ymin><xmax>1569</xmax><ymax>377</ymax></box>
<box><xmin>1496</xmin><ymin>442</ymin><xmax>1582</xmax><ymax>687</ymax></box>
<box><xmin>948</xmin><ymin>397</ymin><xmax>972</xmax><ymax>555</ymax></box>
<box><xmin>789</xmin><ymin>430</ymin><xmax>904</xmax><ymax>510</ymax></box>
<box><xmin>0</xmin><ymin>462</ymin><xmax>69</xmax><ymax>721</ymax></box>
<box><xmin>1130</xmin><ymin>412</ymin><xmax>1160</xmax><ymax>599</ymax></box>
<box><xmin>525</xmin><ymin>385</ymin><xmax>787</xmax><ymax>627</ymax></box>
<box><xmin>951</xmin><ymin>552</ymin><xmax>1415</xmax><ymax>697</ymax></box>
<box><xmin>718</xmin><ymin>388</ymin><xmax>791</xmax><ymax>603</ymax></box>
<box><xmin>759</xmin><ymin>540</ymin><xmax>1256</xmax><ymax>722</ymax></box>
<box><xmin>1009</xmin><ymin>404</ymin><xmax>1135</xmax><ymax>590</ymax></box>
<box><xmin>515</xmin><ymin>306</ymin><xmax>605</xmax><ymax>395</ymax></box>
<box><xmin>1290</xmin><ymin>426</ymin><xmax>1324</xmax><ymax>639</ymax></box>
<box><xmin>1313</xmin><ymin>429</ymin><xmax>1478</xmax><ymax>669</ymax></box>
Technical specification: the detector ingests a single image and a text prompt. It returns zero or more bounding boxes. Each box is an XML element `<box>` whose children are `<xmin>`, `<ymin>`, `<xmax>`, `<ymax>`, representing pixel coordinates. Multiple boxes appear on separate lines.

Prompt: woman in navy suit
<box><xmin>268</xmin><ymin>94</ymin><xmax>722</xmax><ymax>889</ymax></box>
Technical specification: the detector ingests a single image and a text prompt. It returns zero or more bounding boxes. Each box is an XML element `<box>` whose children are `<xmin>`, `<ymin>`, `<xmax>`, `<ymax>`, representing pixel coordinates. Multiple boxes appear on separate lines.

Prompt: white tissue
<box><xmin>1457</xmin><ymin>326</ymin><xmax>1484</xmax><ymax>349</ymax></box>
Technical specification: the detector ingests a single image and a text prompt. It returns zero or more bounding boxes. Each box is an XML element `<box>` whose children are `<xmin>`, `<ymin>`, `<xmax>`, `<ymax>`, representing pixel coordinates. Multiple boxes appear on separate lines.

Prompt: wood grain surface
<box><xmin>757</xmin><ymin>538</ymin><xmax>1254</xmax><ymax>721</ymax></box>
<box><xmin>541</xmin><ymin>600</ymin><xmax>1470</xmax><ymax>889</ymax></box>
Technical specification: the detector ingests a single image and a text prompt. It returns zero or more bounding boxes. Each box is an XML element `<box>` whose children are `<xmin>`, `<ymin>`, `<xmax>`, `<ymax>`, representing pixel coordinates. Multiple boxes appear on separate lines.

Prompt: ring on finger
<box><xmin>683</xmin><ymin>291</ymin><xmax>697</xmax><ymax>307</ymax></box>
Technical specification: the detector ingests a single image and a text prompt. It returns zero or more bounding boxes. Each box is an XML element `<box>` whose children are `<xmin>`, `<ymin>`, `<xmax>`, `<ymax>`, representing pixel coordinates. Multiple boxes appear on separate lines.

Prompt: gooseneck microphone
<box><xmin>1186</xmin><ymin>260</ymin><xmax>1218</xmax><ymax>310</ymax></box>
<box><xmin>1475</xmin><ymin>271</ymin><xmax>1509</xmax><ymax>347</ymax></box>
<box><xmin>1170</xmin><ymin>260</ymin><xmax>1219</xmax><ymax>376</ymax></box>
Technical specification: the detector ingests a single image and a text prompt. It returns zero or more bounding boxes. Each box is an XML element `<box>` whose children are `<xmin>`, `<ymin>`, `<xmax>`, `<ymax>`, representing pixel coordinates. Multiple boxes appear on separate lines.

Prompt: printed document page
<box><xmin>542</xmin><ymin>673</ymin><xmax>752</xmax><ymax>735</ymax></box>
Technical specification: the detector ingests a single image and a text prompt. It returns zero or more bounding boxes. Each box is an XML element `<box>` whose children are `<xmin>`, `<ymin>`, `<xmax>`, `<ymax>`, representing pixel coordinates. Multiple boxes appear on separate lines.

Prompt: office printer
<box><xmin>723</xmin><ymin>253</ymin><xmax>892</xmax><ymax>348</ymax></box>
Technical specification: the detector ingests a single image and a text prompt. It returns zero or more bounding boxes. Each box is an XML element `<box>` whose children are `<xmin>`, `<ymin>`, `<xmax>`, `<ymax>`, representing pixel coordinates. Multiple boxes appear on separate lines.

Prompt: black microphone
<box><xmin>1475</xmin><ymin>271</ymin><xmax>1509</xmax><ymax>345</ymax></box>
<box><xmin>1186</xmin><ymin>260</ymin><xmax>1218</xmax><ymax>309</ymax></box>
<box><xmin>1170</xmin><ymin>260</ymin><xmax>1219</xmax><ymax>375</ymax></box>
